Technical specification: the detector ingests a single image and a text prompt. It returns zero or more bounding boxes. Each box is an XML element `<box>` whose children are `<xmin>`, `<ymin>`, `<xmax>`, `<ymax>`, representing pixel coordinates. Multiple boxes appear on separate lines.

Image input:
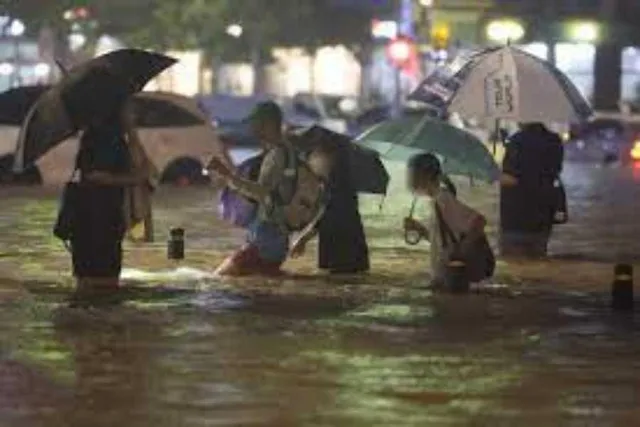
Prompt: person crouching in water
<box><xmin>208</xmin><ymin>102</ymin><xmax>332</xmax><ymax>276</ymax></box>
<box><xmin>402</xmin><ymin>154</ymin><xmax>493</xmax><ymax>288</ymax></box>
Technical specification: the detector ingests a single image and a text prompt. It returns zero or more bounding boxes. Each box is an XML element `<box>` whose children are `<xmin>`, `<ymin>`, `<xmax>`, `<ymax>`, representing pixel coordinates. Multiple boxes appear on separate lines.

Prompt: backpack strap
<box><xmin>264</xmin><ymin>144</ymin><xmax>300</xmax><ymax>230</ymax></box>
<box><xmin>434</xmin><ymin>201</ymin><xmax>459</xmax><ymax>249</ymax></box>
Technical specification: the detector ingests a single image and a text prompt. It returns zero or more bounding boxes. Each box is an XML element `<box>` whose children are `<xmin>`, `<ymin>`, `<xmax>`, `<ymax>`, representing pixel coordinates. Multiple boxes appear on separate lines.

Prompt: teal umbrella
<box><xmin>355</xmin><ymin>115</ymin><xmax>500</xmax><ymax>183</ymax></box>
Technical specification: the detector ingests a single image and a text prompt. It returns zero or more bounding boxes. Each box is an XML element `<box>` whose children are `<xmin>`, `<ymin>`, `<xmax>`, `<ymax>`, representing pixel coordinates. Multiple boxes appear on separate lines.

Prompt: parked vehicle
<box><xmin>566</xmin><ymin>114</ymin><xmax>640</xmax><ymax>164</ymax></box>
<box><xmin>285</xmin><ymin>92</ymin><xmax>358</xmax><ymax>134</ymax></box>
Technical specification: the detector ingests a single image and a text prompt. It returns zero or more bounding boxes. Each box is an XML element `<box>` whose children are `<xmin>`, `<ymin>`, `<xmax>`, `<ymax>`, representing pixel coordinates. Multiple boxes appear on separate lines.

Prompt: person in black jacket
<box><xmin>500</xmin><ymin>122</ymin><xmax>564</xmax><ymax>258</ymax></box>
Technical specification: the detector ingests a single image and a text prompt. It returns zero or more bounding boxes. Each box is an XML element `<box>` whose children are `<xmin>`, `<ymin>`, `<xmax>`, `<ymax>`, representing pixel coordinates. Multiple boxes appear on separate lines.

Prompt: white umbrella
<box><xmin>409</xmin><ymin>45</ymin><xmax>593</xmax><ymax>124</ymax></box>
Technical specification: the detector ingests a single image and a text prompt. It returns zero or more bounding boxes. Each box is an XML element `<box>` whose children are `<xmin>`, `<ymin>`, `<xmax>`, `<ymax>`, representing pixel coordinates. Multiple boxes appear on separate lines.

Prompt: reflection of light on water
<box><xmin>349</xmin><ymin>304</ymin><xmax>435</xmax><ymax>323</ymax></box>
<box><xmin>300</xmin><ymin>351</ymin><xmax>522</xmax><ymax>423</ymax></box>
<box><xmin>190</xmin><ymin>291</ymin><xmax>247</xmax><ymax>312</ymax></box>
<box><xmin>121</xmin><ymin>267</ymin><xmax>215</xmax><ymax>282</ymax></box>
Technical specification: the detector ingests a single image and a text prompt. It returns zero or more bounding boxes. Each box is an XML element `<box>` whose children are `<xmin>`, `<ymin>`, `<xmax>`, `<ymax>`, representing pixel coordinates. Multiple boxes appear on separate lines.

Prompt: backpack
<box><xmin>434</xmin><ymin>196</ymin><xmax>495</xmax><ymax>283</ymax></box>
<box><xmin>218</xmin><ymin>154</ymin><xmax>264</xmax><ymax>228</ymax></box>
<box><xmin>269</xmin><ymin>146</ymin><xmax>328</xmax><ymax>232</ymax></box>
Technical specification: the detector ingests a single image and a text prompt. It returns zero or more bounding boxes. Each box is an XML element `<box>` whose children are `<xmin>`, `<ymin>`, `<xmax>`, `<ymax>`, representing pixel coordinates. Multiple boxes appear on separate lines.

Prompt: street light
<box><xmin>7</xmin><ymin>19</ymin><xmax>24</xmax><ymax>37</ymax></box>
<box><xmin>387</xmin><ymin>37</ymin><xmax>412</xmax><ymax>68</ymax></box>
<box><xmin>226</xmin><ymin>24</ymin><xmax>243</xmax><ymax>38</ymax></box>
<box><xmin>486</xmin><ymin>19</ymin><xmax>525</xmax><ymax>44</ymax></box>
<box><xmin>566</xmin><ymin>21</ymin><xmax>600</xmax><ymax>43</ymax></box>
<box><xmin>0</xmin><ymin>62</ymin><xmax>14</xmax><ymax>76</ymax></box>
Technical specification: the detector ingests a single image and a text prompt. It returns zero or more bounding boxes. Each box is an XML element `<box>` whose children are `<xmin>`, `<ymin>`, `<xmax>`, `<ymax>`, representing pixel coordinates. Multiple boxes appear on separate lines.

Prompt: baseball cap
<box><xmin>245</xmin><ymin>101</ymin><xmax>283</xmax><ymax>125</ymax></box>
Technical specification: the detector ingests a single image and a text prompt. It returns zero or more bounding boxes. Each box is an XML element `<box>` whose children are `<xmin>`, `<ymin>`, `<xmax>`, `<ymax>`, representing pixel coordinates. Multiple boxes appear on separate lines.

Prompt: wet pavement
<box><xmin>0</xmin><ymin>160</ymin><xmax>639</xmax><ymax>426</ymax></box>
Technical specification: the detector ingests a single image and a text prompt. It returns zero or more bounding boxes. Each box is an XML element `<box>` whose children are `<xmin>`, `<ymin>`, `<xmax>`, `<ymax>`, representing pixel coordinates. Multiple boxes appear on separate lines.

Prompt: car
<box><xmin>566</xmin><ymin>114</ymin><xmax>640</xmax><ymax>164</ymax></box>
<box><xmin>285</xmin><ymin>92</ymin><xmax>358</xmax><ymax>134</ymax></box>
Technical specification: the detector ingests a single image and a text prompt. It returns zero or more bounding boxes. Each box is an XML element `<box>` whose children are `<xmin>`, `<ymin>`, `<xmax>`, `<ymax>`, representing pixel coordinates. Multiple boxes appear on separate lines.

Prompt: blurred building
<box><xmin>0</xmin><ymin>37</ymin><xmax>52</xmax><ymax>91</ymax></box>
<box><xmin>486</xmin><ymin>0</ymin><xmax>640</xmax><ymax>110</ymax></box>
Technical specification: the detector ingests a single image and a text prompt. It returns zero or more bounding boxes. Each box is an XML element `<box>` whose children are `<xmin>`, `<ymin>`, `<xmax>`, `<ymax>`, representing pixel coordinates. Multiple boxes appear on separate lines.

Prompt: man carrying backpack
<box><xmin>208</xmin><ymin>101</ymin><xmax>328</xmax><ymax>277</ymax></box>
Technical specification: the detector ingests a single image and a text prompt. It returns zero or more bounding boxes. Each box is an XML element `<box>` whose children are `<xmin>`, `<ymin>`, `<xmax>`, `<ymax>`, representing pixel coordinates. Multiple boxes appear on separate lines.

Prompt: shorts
<box><xmin>224</xmin><ymin>244</ymin><xmax>284</xmax><ymax>277</ymax></box>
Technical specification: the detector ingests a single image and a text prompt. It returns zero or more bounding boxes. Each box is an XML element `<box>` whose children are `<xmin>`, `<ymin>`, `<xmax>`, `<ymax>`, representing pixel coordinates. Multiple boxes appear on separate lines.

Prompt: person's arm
<box><xmin>501</xmin><ymin>138</ymin><xmax>521</xmax><ymax>187</ymax></box>
<box><xmin>289</xmin><ymin>205</ymin><xmax>326</xmax><ymax>258</ymax></box>
<box><xmin>85</xmin><ymin>114</ymin><xmax>150</xmax><ymax>187</ymax></box>
<box><xmin>85</xmin><ymin>170</ymin><xmax>146</xmax><ymax>186</ymax></box>
<box><xmin>224</xmin><ymin>173</ymin><xmax>271</xmax><ymax>204</ymax></box>
<box><xmin>208</xmin><ymin>148</ymin><xmax>285</xmax><ymax>205</ymax></box>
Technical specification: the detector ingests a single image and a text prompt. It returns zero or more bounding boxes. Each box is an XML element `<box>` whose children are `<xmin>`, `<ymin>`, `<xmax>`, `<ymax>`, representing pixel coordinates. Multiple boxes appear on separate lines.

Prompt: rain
<box><xmin>0</xmin><ymin>1</ymin><xmax>639</xmax><ymax>426</ymax></box>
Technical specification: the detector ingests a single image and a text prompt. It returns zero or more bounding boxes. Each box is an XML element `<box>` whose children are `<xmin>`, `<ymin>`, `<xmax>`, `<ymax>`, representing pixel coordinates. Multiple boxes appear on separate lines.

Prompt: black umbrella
<box><xmin>0</xmin><ymin>85</ymin><xmax>49</xmax><ymax>126</ymax></box>
<box><xmin>14</xmin><ymin>49</ymin><xmax>176</xmax><ymax>172</ymax></box>
<box><xmin>292</xmin><ymin>125</ymin><xmax>389</xmax><ymax>195</ymax></box>
<box><xmin>0</xmin><ymin>85</ymin><xmax>205</xmax><ymax>128</ymax></box>
<box><xmin>132</xmin><ymin>92</ymin><xmax>206</xmax><ymax>128</ymax></box>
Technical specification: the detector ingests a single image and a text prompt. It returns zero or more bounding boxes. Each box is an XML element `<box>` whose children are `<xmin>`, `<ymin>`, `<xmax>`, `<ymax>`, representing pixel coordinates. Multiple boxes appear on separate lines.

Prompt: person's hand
<box><xmin>289</xmin><ymin>238</ymin><xmax>307</xmax><ymax>259</ymax></box>
<box><xmin>85</xmin><ymin>171</ymin><xmax>113</xmax><ymax>184</ymax></box>
<box><xmin>403</xmin><ymin>217</ymin><xmax>423</xmax><ymax>234</ymax></box>
<box><xmin>500</xmin><ymin>173</ymin><xmax>518</xmax><ymax>187</ymax></box>
<box><xmin>206</xmin><ymin>157</ymin><xmax>232</xmax><ymax>178</ymax></box>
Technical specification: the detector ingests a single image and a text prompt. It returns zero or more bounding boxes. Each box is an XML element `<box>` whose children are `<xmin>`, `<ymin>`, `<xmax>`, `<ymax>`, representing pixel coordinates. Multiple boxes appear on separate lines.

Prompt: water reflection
<box><xmin>0</xmin><ymin>162</ymin><xmax>638</xmax><ymax>425</ymax></box>
<box><xmin>54</xmin><ymin>310</ymin><xmax>161</xmax><ymax>427</ymax></box>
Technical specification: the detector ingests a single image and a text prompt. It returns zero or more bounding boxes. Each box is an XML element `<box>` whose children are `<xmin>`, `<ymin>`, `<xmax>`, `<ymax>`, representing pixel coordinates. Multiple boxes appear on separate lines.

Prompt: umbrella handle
<box><xmin>404</xmin><ymin>197</ymin><xmax>422</xmax><ymax>246</ymax></box>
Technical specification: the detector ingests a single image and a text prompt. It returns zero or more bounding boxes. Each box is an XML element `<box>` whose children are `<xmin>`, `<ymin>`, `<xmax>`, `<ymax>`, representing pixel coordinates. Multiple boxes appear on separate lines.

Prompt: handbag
<box><xmin>434</xmin><ymin>203</ymin><xmax>495</xmax><ymax>283</ymax></box>
<box><xmin>52</xmin><ymin>169</ymin><xmax>81</xmax><ymax>246</ymax></box>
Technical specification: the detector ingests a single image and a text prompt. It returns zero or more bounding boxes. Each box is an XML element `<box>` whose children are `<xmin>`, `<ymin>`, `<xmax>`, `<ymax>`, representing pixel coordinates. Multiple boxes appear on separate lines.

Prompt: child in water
<box><xmin>402</xmin><ymin>153</ymin><xmax>492</xmax><ymax>288</ymax></box>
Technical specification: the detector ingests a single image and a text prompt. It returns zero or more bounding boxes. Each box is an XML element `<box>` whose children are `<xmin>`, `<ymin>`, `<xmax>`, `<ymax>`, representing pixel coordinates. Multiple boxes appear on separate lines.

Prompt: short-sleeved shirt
<box><xmin>427</xmin><ymin>189</ymin><xmax>482</xmax><ymax>280</ymax></box>
<box><xmin>245</xmin><ymin>142</ymin><xmax>292</xmax><ymax>263</ymax></box>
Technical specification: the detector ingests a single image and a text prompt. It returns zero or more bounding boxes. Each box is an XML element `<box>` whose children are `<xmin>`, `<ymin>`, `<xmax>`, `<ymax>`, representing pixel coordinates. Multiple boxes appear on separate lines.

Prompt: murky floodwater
<box><xmin>0</xmin><ymin>161</ymin><xmax>639</xmax><ymax>426</ymax></box>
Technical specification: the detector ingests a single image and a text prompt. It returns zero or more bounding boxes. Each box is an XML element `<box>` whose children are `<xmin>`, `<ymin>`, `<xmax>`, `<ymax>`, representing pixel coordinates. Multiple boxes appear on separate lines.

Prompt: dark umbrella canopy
<box><xmin>292</xmin><ymin>125</ymin><xmax>389</xmax><ymax>195</ymax></box>
<box><xmin>0</xmin><ymin>85</ymin><xmax>205</xmax><ymax>128</ymax></box>
<box><xmin>131</xmin><ymin>93</ymin><xmax>205</xmax><ymax>127</ymax></box>
<box><xmin>0</xmin><ymin>85</ymin><xmax>49</xmax><ymax>126</ymax></box>
<box><xmin>14</xmin><ymin>49</ymin><xmax>176</xmax><ymax>172</ymax></box>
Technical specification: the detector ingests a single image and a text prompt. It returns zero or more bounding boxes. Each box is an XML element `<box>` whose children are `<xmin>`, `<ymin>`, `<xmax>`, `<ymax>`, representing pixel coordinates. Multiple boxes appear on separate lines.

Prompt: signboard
<box><xmin>484</xmin><ymin>71</ymin><xmax>516</xmax><ymax>117</ymax></box>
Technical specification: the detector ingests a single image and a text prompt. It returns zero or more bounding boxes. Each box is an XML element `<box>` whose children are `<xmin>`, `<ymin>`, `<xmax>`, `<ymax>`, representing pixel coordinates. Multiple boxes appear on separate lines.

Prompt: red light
<box><xmin>386</xmin><ymin>36</ymin><xmax>414</xmax><ymax>68</ymax></box>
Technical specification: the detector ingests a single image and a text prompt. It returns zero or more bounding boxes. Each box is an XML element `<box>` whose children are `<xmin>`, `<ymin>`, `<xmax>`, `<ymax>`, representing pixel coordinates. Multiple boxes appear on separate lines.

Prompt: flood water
<box><xmin>0</xmin><ymin>161</ymin><xmax>639</xmax><ymax>426</ymax></box>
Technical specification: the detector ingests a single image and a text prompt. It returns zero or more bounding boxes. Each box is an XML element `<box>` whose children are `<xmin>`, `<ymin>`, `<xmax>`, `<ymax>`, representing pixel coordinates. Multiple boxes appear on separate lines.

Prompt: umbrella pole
<box><xmin>492</xmin><ymin>119</ymin><xmax>500</xmax><ymax>156</ymax></box>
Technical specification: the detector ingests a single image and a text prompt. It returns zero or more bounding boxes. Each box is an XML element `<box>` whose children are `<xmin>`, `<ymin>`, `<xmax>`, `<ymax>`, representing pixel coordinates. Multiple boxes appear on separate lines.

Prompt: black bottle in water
<box><xmin>168</xmin><ymin>228</ymin><xmax>185</xmax><ymax>260</ymax></box>
<box><xmin>445</xmin><ymin>260</ymin><xmax>470</xmax><ymax>294</ymax></box>
<box><xmin>612</xmin><ymin>264</ymin><xmax>634</xmax><ymax>311</ymax></box>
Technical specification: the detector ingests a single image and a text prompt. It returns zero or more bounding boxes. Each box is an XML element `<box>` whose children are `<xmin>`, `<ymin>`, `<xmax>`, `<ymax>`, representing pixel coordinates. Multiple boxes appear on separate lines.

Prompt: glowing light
<box><xmin>630</xmin><ymin>141</ymin><xmax>640</xmax><ymax>161</ymax></box>
<box><xmin>226</xmin><ymin>24</ymin><xmax>243</xmax><ymax>38</ymax></box>
<box><xmin>7</xmin><ymin>19</ymin><xmax>25</xmax><ymax>37</ymax></box>
<box><xmin>0</xmin><ymin>62</ymin><xmax>14</xmax><ymax>75</ymax></box>
<box><xmin>34</xmin><ymin>63</ymin><xmax>51</xmax><ymax>77</ymax></box>
<box><xmin>387</xmin><ymin>37</ymin><xmax>412</xmax><ymax>67</ymax></box>
<box><xmin>68</xmin><ymin>33</ymin><xmax>87</xmax><ymax>51</ymax></box>
<box><xmin>566</xmin><ymin>21</ymin><xmax>600</xmax><ymax>43</ymax></box>
<box><xmin>486</xmin><ymin>19</ymin><xmax>525</xmax><ymax>43</ymax></box>
<box><xmin>371</xmin><ymin>20</ymin><xmax>397</xmax><ymax>39</ymax></box>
